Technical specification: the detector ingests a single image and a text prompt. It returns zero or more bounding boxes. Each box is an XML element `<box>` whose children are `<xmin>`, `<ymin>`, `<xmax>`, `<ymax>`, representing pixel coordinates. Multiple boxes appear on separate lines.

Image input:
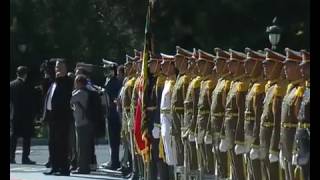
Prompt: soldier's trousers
<box><xmin>214</xmin><ymin>148</ymin><xmax>229</xmax><ymax>178</ymax></box>
<box><xmin>121</xmin><ymin>134</ymin><xmax>132</xmax><ymax>168</ymax></box>
<box><xmin>228</xmin><ymin>149</ymin><xmax>245</xmax><ymax>180</ymax></box>
<box><xmin>187</xmin><ymin>140</ymin><xmax>198</xmax><ymax>171</ymax></box>
<box><xmin>150</xmin><ymin>138</ymin><xmax>169</xmax><ymax>180</ymax></box>
<box><xmin>197</xmin><ymin>143</ymin><xmax>215</xmax><ymax>174</ymax></box>
<box><xmin>247</xmin><ymin>158</ymin><xmax>262</xmax><ymax>180</ymax></box>
<box><xmin>172</xmin><ymin>112</ymin><xmax>184</xmax><ymax>166</ymax></box>
<box><xmin>261</xmin><ymin>158</ymin><xmax>281</xmax><ymax>180</ymax></box>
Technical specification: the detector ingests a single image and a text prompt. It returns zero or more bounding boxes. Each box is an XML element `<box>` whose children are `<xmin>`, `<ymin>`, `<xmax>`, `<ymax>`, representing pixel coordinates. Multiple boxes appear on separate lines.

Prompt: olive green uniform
<box><xmin>209</xmin><ymin>74</ymin><xmax>231</xmax><ymax>178</ymax></box>
<box><xmin>244</xmin><ymin>76</ymin><xmax>265</xmax><ymax>180</ymax></box>
<box><xmin>196</xmin><ymin>77</ymin><xmax>216</xmax><ymax>174</ymax></box>
<box><xmin>260</xmin><ymin>79</ymin><xmax>287</xmax><ymax>180</ymax></box>
<box><xmin>182</xmin><ymin>76</ymin><xmax>202</xmax><ymax>171</ymax></box>
<box><xmin>171</xmin><ymin>74</ymin><xmax>191</xmax><ymax>166</ymax></box>
<box><xmin>280</xmin><ymin>79</ymin><xmax>304</xmax><ymax>180</ymax></box>
<box><xmin>224</xmin><ymin>75</ymin><xmax>249</xmax><ymax>180</ymax></box>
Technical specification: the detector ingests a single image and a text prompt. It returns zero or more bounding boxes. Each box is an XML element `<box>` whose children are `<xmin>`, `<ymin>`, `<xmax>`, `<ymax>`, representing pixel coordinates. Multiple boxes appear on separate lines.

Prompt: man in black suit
<box><xmin>104</xmin><ymin>65</ymin><xmax>122</xmax><ymax>170</ymax></box>
<box><xmin>10</xmin><ymin>66</ymin><xmax>36</xmax><ymax>164</ymax></box>
<box><xmin>43</xmin><ymin>59</ymin><xmax>73</xmax><ymax>176</ymax></box>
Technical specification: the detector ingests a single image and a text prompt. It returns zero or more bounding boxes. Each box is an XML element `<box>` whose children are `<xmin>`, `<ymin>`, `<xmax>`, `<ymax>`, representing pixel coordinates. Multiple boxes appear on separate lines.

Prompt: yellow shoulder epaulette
<box><xmin>237</xmin><ymin>81</ymin><xmax>248</xmax><ymax>92</ymax></box>
<box><xmin>295</xmin><ymin>86</ymin><xmax>305</xmax><ymax>97</ymax></box>
<box><xmin>286</xmin><ymin>83</ymin><xmax>294</xmax><ymax>95</ymax></box>
<box><xmin>127</xmin><ymin>77</ymin><xmax>136</xmax><ymax>87</ymax></box>
<box><xmin>274</xmin><ymin>84</ymin><xmax>285</xmax><ymax>97</ymax></box>
<box><xmin>253</xmin><ymin>83</ymin><xmax>264</xmax><ymax>95</ymax></box>
<box><xmin>192</xmin><ymin>76</ymin><xmax>201</xmax><ymax>89</ymax></box>
<box><xmin>156</xmin><ymin>75</ymin><xmax>166</xmax><ymax>88</ymax></box>
<box><xmin>206</xmin><ymin>80</ymin><xmax>214</xmax><ymax>90</ymax></box>
<box><xmin>181</xmin><ymin>75</ymin><xmax>191</xmax><ymax>84</ymax></box>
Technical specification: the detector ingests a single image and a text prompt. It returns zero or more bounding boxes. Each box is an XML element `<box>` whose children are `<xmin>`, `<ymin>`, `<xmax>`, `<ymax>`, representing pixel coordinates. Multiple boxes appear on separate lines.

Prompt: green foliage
<box><xmin>10</xmin><ymin>0</ymin><xmax>309</xmax><ymax>82</ymax></box>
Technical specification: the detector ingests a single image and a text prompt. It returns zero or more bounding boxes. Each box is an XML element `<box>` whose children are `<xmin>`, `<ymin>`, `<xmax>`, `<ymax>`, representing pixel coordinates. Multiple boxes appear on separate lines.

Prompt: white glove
<box><xmin>219</xmin><ymin>139</ymin><xmax>229</xmax><ymax>152</ymax></box>
<box><xmin>152</xmin><ymin>126</ymin><xmax>160</xmax><ymax>139</ymax></box>
<box><xmin>280</xmin><ymin>150</ymin><xmax>285</xmax><ymax>169</ymax></box>
<box><xmin>292</xmin><ymin>153</ymin><xmax>298</xmax><ymax>165</ymax></box>
<box><xmin>188</xmin><ymin>132</ymin><xmax>195</xmax><ymax>142</ymax></box>
<box><xmin>204</xmin><ymin>134</ymin><xmax>213</xmax><ymax>145</ymax></box>
<box><xmin>235</xmin><ymin>144</ymin><xmax>246</xmax><ymax>155</ymax></box>
<box><xmin>269</xmin><ymin>152</ymin><xmax>279</xmax><ymax>163</ymax></box>
<box><xmin>250</xmin><ymin>148</ymin><xmax>260</xmax><ymax>160</ymax></box>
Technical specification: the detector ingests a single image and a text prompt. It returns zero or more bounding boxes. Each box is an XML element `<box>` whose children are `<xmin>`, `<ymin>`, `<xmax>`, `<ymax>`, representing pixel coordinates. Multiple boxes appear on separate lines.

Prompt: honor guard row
<box><xmin>118</xmin><ymin>47</ymin><xmax>309</xmax><ymax>180</ymax></box>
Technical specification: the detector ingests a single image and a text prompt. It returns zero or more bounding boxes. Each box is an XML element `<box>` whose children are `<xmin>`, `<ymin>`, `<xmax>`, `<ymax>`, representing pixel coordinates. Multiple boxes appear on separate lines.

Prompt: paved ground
<box><xmin>10</xmin><ymin>144</ymin><xmax>129</xmax><ymax>180</ymax></box>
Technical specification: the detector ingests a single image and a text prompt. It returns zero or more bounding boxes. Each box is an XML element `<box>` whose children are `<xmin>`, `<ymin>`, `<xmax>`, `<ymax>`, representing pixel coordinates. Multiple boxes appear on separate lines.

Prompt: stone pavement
<box><xmin>10</xmin><ymin>144</ymin><xmax>129</xmax><ymax>180</ymax></box>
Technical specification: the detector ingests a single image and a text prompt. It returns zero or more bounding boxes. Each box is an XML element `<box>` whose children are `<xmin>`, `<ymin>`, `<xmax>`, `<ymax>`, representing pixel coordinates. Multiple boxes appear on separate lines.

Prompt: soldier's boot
<box><xmin>158</xmin><ymin>160</ymin><xmax>170</xmax><ymax>180</ymax></box>
<box><xmin>175</xmin><ymin>135</ymin><xmax>185</xmax><ymax>180</ymax></box>
<box><xmin>196</xmin><ymin>143</ymin><xmax>205</xmax><ymax>180</ymax></box>
<box><xmin>205</xmin><ymin>144</ymin><xmax>215</xmax><ymax>175</ymax></box>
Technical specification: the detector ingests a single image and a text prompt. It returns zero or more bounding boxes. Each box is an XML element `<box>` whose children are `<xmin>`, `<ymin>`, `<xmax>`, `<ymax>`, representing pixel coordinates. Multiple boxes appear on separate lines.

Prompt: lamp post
<box><xmin>266</xmin><ymin>17</ymin><xmax>282</xmax><ymax>50</ymax></box>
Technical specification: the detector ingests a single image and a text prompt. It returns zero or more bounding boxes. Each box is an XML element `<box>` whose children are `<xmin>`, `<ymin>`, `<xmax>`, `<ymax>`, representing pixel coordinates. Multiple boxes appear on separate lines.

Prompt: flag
<box><xmin>134</xmin><ymin>2</ymin><xmax>152</xmax><ymax>162</ymax></box>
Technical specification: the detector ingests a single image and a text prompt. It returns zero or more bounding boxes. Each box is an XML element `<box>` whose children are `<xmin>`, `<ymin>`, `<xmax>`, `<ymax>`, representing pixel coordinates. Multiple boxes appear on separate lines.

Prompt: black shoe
<box><xmin>43</xmin><ymin>169</ymin><xmax>58</xmax><ymax>175</ymax></box>
<box><xmin>22</xmin><ymin>158</ymin><xmax>36</xmax><ymax>165</ymax></box>
<box><xmin>104</xmin><ymin>164</ymin><xmax>120</xmax><ymax>170</ymax></box>
<box><xmin>118</xmin><ymin>166</ymin><xmax>131</xmax><ymax>175</ymax></box>
<box><xmin>45</xmin><ymin>161</ymin><xmax>51</xmax><ymax>168</ymax></box>
<box><xmin>71</xmin><ymin>169</ymin><xmax>90</xmax><ymax>174</ymax></box>
<box><xmin>53</xmin><ymin>170</ymin><xmax>70</xmax><ymax>176</ymax></box>
<box><xmin>70</xmin><ymin>165</ymin><xmax>77</xmax><ymax>171</ymax></box>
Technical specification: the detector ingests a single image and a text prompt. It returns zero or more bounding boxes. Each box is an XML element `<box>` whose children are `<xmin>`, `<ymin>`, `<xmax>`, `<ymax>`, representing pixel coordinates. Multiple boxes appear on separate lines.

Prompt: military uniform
<box><xmin>243</xmin><ymin>48</ymin><xmax>266</xmax><ymax>180</ymax></box>
<box><xmin>120</xmin><ymin>55</ymin><xmax>137</xmax><ymax>170</ymax></box>
<box><xmin>294</xmin><ymin>50</ymin><xmax>310</xmax><ymax>180</ymax></box>
<box><xmin>208</xmin><ymin>48</ymin><xmax>231</xmax><ymax>179</ymax></box>
<box><xmin>222</xmin><ymin>49</ymin><xmax>248</xmax><ymax>180</ymax></box>
<box><xmin>159</xmin><ymin>54</ymin><xmax>177</xmax><ymax>169</ymax></box>
<box><xmin>171</xmin><ymin>46</ymin><xmax>192</xmax><ymax>167</ymax></box>
<box><xmin>259</xmin><ymin>48</ymin><xmax>287</xmax><ymax>180</ymax></box>
<box><xmin>280</xmin><ymin>48</ymin><xmax>305</xmax><ymax>180</ymax></box>
<box><xmin>195</xmin><ymin>49</ymin><xmax>217</xmax><ymax>175</ymax></box>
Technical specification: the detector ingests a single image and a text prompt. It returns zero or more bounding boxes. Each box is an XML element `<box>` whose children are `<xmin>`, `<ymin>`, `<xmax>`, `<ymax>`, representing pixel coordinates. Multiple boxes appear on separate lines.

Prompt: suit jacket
<box><xmin>10</xmin><ymin>78</ymin><xmax>35</xmax><ymax>137</ymax></box>
<box><xmin>43</xmin><ymin>76</ymin><xmax>73</xmax><ymax>124</ymax></box>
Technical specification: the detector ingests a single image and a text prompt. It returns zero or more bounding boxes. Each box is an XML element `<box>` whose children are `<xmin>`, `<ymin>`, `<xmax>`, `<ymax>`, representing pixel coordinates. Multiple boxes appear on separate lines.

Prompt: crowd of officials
<box><xmin>10</xmin><ymin>58</ymin><xmax>124</xmax><ymax>176</ymax></box>
<box><xmin>10</xmin><ymin>46</ymin><xmax>310</xmax><ymax>180</ymax></box>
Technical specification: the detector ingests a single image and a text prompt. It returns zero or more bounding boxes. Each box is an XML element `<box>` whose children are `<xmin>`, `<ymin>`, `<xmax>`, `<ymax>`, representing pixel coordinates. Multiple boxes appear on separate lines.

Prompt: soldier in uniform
<box><xmin>220</xmin><ymin>49</ymin><xmax>248</xmax><ymax>180</ymax></box>
<box><xmin>196</xmin><ymin>49</ymin><xmax>217</xmax><ymax>177</ymax></box>
<box><xmin>294</xmin><ymin>50</ymin><xmax>309</xmax><ymax>180</ymax></box>
<box><xmin>209</xmin><ymin>48</ymin><xmax>231</xmax><ymax>179</ymax></box>
<box><xmin>159</xmin><ymin>53</ymin><xmax>177</xmax><ymax>179</ymax></box>
<box><xmin>119</xmin><ymin>54</ymin><xmax>137</xmax><ymax>173</ymax></box>
<box><xmin>171</xmin><ymin>46</ymin><xmax>193</xmax><ymax>170</ymax></box>
<box><xmin>182</xmin><ymin>49</ymin><xmax>202</xmax><ymax>176</ymax></box>
<box><xmin>280</xmin><ymin>48</ymin><xmax>305</xmax><ymax>180</ymax></box>
<box><xmin>260</xmin><ymin>48</ymin><xmax>287</xmax><ymax>180</ymax></box>
<box><xmin>243</xmin><ymin>48</ymin><xmax>266</xmax><ymax>180</ymax></box>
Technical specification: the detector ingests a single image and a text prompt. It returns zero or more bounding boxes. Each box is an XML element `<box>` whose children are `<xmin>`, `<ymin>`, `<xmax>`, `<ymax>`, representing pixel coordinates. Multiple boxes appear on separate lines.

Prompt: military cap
<box><xmin>300</xmin><ymin>49</ymin><xmax>310</xmax><ymax>66</ymax></box>
<box><xmin>160</xmin><ymin>53</ymin><xmax>175</xmax><ymax>65</ymax></box>
<box><xmin>245</xmin><ymin>47</ymin><xmax>265</xmax><ymax>62</ymax></box>
<box><xmin>125</xmin><ymin>54</ymin><xmax>136</xmax><ymax>65</ymax></box>
<box><xmin>134</xmin><ymin>49</ymin><xmax>142</xmax><ymax>62</ymax></box>
<box><xmin>283</xmin><ymin>48</ymin><xmax>302</xmax><ymax>64</ymax></box>
<box><xmin>227</xmin><ymin>49</ymin><xmax>246</xmax><ymax>63</ymax></box>
<box><xmin>197</xmin><ymin>49</ymin><xmax>215</xmax><ymax>63</ymax></box>
<box><xmin>149</xmin><ymin>53</ymin><xmax>162</xmax><ymax>63</ymax></box>
<box><xmin>214</xmin><ymin>48</ymin><xmax>230</xmax><ymax>61</ymax></box>
<box><xmin>176</xmin><ymin>46</ymin><xmax>193</xmax><ymax>58</ymax></box>
<box><xmin>76</xmin><ymin>62</ymin><xmax>94</xmax><ymax>72</ymax></box>
<box><xmin>263</xmin><ymin>48</ymin><xmax>286</xmax><ymax>64</ymax></box>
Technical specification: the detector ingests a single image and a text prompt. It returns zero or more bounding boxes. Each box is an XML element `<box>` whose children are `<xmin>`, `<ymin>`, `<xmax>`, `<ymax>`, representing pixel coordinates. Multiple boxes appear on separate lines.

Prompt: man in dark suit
<box><xmin>43</xmin><ymin>59</ymin><xmax>73</xmax><ymax>176</ymax></box>
<box><xmin>104</xmin><ymin>65</ymin><xmax>122</xmax><ymax>170</ymax></box>
<box><xmin>10</xmin><ymin>66</ymin><xmax>36</xmax><ymax>164</ymax></box>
